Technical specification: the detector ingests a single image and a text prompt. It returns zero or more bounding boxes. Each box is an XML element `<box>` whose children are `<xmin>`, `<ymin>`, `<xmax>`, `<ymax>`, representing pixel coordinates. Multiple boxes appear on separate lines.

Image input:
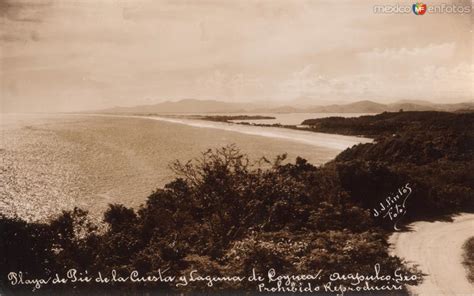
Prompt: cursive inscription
<box><xmin>372</xmin><ymin>183</ymin><xmax>412</xmax><ymax>230</ymax></box>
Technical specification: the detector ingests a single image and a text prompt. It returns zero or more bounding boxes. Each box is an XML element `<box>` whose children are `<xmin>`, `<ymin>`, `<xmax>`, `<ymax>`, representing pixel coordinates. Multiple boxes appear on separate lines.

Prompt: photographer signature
<box><xmin>372</xmin><ymin>183</ymin><xmax>412</xmax><ymax>230</ymax></box>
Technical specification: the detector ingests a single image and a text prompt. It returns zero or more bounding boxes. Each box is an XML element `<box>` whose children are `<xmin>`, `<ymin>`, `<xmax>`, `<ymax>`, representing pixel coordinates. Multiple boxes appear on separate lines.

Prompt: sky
<box><xmin>1</xmin><ymin>0</ymin><xmax>473</xmax><ymax>112</ymax></box>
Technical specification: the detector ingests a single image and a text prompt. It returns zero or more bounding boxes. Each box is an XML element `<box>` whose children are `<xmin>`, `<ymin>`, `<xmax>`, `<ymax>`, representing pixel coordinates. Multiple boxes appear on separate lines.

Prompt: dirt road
<box><xmin>389</xmin><ymin>213</ymin><xmax>474</xmax><ymax>296</ymax></box>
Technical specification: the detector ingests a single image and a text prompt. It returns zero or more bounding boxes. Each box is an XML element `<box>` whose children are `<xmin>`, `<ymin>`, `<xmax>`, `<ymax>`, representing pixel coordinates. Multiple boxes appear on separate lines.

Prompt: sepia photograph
<box><xmin>1</xmin><ymin>0</ymin><xmax>473</xmax><ymax>295</ymax></box>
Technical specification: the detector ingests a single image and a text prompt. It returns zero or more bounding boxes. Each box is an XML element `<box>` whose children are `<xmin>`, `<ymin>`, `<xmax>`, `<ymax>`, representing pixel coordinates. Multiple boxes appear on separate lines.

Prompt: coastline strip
<box><xmin>75</xmin><ymin>113</ymin><xmax>373</xmax><ymax>151</ymax></box>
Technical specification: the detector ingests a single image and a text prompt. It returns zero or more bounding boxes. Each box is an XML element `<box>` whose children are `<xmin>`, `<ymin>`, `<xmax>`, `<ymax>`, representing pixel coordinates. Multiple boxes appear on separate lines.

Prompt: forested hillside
<box><xmin>3</xmin><ymin>111</ymin><xmax>472</xmax><ymax>294</ymax></box>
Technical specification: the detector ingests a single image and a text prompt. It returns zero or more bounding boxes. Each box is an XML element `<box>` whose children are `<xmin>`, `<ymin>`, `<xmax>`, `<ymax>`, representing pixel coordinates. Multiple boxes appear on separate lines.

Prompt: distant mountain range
<box><xmin>92</xmin><ymin>99</ymin><xmax>474</xmax><ymax>114</ymax></box>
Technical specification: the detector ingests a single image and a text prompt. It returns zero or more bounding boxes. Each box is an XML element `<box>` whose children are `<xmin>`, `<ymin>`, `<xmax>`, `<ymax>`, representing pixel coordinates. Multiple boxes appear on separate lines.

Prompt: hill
<box><xmin>307</xmin><ymin>100</ymin><xmax>388</xmax><ymax>113</ymax></box>
<box><xmin>95</xmin><ymin>99</ymin><xmax>254</xmax><ymax>114</ymax></box>
<box><xmin>304</xmin><ymin>111</ymin><xmax>474</xmax><ymax>222</ymax></box>
<box><xmin>3</xmin><ymin>111</ymin><xmax>473</xmax><ymax>294</ymax></box>
<box><xmin>302</xmin><ymin>110</ymin><xmax>474</xmax><ymax>138</ymax></box>
<box><xmin>92</xmin><ymin>99</ymin><xmax>474</xmax><ymax>114</ymax></box>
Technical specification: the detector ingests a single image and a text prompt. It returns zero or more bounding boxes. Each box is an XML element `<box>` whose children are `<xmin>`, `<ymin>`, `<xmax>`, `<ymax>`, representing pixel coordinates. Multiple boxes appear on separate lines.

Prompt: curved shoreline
<box><xmin>389</xmin><ymin>213</ymin><xmax>474</xmax><ymax>295</ymax></box>
<box><xmin>77</xmin><ymin>113</ymin><xmax>373</xmax><ymax>151</ymax></box>
<box><xmin>1</xmin><ymin>113</ymin><xmax>371</xmax><ymax>222</ymax></box>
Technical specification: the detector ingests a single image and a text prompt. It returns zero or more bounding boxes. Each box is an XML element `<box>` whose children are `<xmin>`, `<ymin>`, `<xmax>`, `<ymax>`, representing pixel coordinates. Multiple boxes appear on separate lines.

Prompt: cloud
<box><xmin>278</xmin><ymin>59</ymin><xmax>473</xmax><ymax>103</ymax></box>
<box><xmin>193</xmin><ymin>70</ymin><xmax>265</xmax><ymax>100</ymax></box>
<box><xmin>0</xmin><ymin>0</ymin><xmax>50</xmax><ymax>44</ymax></box>
<box><xmin>357</xmin><ymin>43</ymin><xmax>457</xmax><ymax>74</ymax></box>
<box><xmin>408</xmin><ymin>63</ymin><xmax>473</xmax><ymax>99</ymax></box>
<box><xmin>1</xmin><ymin>1</ymin><xmax>472</xmax><ymax>112</ymax></box>
<box><xmin>0</xmin><ymin>0</ymin><xmax>51</xmax><ymax>23</ymax></box>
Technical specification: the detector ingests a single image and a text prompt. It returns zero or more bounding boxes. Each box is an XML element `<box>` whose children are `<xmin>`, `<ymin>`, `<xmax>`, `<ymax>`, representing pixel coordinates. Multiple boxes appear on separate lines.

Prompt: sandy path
<box><xmin>389</xmin><ymin>213</ymin><xmax>474</xmax><ymax>296</ymax></box>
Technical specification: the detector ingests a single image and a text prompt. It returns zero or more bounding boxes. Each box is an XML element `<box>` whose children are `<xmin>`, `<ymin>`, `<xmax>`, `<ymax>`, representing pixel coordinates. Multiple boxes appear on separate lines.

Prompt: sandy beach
<box><xmin>1</xmin><ymin>113</ymin><xmax>370</xmax><ymax>222</ymax></box>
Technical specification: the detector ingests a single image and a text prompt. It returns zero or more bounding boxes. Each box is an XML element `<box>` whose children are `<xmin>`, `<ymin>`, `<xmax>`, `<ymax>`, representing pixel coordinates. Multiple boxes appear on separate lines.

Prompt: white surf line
<box><xmin>74</xmin><ymin>113</ymin><xmax>373</xmax><ymax>151</ymax></box>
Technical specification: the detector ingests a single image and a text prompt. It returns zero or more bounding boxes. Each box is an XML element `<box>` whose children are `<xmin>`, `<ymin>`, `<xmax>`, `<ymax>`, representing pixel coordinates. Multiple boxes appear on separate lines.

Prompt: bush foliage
<box><xmin>3</xmin><ymin>111</ymin><xmax>472</xmax><ymax>294</ymax></box>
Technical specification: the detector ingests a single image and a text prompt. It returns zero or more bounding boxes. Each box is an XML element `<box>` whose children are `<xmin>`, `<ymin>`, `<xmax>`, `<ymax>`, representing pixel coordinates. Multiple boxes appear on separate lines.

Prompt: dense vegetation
<box><xmin>129</xmin><ymin>114</ymin><xmax>276</xmax><ymax>122</ymax></box>
<box><xmin>195</xmin><ymin>115</ymin><xmax>275</xmax><ymax>122</ymax></box>
<box><xmin>1</xmin><ymin>147</ymin><xmax>418</xmax><ymax>294</ymax></box>
<box><xmin>462</xmin><ymin>237</ymin><xmax>474</xmax><ymax>283</ymax></box>
<box><xmin>302</xmin><ymin>111</ymin><xmax>473</xmax><ymax>139</ymax></box>
<box><xmin>305</xmin><ymin>111</ymin><xmax>474</xmax><ymax>221</ymax></box>
<box><xmin>2</xmin><ymin>111</ymin><xmax>472</xmax><ymax>294</ymax></box>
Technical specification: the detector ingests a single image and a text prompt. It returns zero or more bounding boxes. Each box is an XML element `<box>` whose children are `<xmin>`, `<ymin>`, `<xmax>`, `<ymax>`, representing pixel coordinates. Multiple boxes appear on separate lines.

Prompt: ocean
<box><xmin>0</xmin><ymin>113</ymin><xmax>371</xmax><ymax>222</ymax></box>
